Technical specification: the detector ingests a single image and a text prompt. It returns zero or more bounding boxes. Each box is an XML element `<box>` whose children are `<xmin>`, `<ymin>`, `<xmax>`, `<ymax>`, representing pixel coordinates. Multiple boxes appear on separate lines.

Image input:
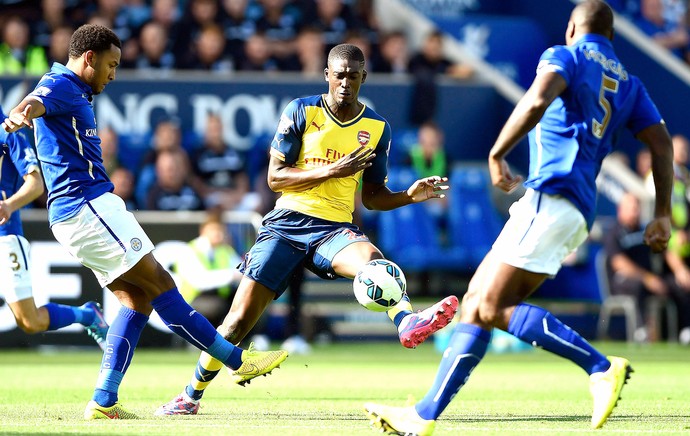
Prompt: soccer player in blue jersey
<box><xmin>364</xmin><ymin>1</ymin><xmax>674</xmax><ymax>434</ymax></box>
<box><xmin>156</xmin><ymin>43</ymin><xmax>458</xmax><ymax>416</ymax></box>
<box><xmin>2</xmin><ymin>23</ymin><xmax>288</xmax><ymax>420</ymax></box>
<box><xmin>0</xmin><ymin>105</ymin><xmax>108</xmax><ymax>348</ymax></box>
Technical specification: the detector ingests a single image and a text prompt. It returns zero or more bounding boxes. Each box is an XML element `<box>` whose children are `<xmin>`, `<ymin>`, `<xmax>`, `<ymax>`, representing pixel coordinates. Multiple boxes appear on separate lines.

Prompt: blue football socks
<box><xmin>93</xmin><ymin>306</ymin><xmax>148</xmax><ymax>407</ymax></box>
<box><xmin>44</xmin><ymin>302</ymin><xmax>95</xmax><ymax>330</ymax></box>
<box><xmin>507</xmin><ymin>303</ymin><xmax>610</xmax><ymax>374</ymax></box>
<box><xmin>416</xmin><ymin>323</ymin><xmax>491</xmax><ymax>420</ymax></box>
<box><xmin>151</xmin><ymin>289</ymin><xmax>243</xmax><ymax>369</ymax></box>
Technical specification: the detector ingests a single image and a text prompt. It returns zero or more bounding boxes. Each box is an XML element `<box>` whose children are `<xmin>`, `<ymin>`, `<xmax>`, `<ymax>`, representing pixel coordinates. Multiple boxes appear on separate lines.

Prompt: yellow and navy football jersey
<box><xmin>270</xmin><ymin>94</ymin><xmax>391</xmax><ymax>223</ymax></box>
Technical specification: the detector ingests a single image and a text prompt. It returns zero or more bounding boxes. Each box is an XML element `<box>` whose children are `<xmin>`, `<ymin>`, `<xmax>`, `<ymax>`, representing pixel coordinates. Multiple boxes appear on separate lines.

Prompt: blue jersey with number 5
<box><xmin>524</xmin><ymin>33</ymin><xmax>663</xmax><ymax>228</ymax></box>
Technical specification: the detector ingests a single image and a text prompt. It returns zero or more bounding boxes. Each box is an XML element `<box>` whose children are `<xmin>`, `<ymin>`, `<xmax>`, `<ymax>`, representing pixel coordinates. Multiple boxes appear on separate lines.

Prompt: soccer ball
<box><xmin>353</xmin><ymin>259</ymin><xmax>406</xmax><ymax>312</ymax></box>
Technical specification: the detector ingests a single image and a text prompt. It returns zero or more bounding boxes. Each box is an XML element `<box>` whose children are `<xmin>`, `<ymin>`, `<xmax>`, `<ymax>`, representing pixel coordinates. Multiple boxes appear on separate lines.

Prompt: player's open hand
<box><xmin>2</xmin><ymin>105</ymin><xmax>33</xmax><ymax>133</ymax></box>
<box><xmin>644</xmin><ymin>216</ymin><xmax>671</xmax><ymax>253</ymax></box>
<box><xmin>407</xmin><ymin>176</ymin><xmax>449</xmax><ymax>202</ymax></box>
<box><xmin>329</xmin><ymin>146</ymin><xmax>375</xmax><ymax>178</ymax></box>
<box><xmin>489</xmin><ymin>156</ymin><xmax>523</xmax><ymax>193</ymax></box>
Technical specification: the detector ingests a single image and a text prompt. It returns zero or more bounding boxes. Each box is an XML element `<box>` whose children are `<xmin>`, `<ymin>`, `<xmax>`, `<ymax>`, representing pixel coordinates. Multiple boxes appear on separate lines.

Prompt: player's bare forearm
<box><xmin>361</xmin><ymin>183</ymin><xmax>411</xmax><ymax>211</ymax></box>
<box><xmin>2</xmin><ymin>171</ymin><xmax>44</xmax><ymax>217</ymax></box>
<box><xmin>490</xmin><ymin>72</ymin><xmax>566</xmax><ymax>161</ymax></box>
<box><xmin>267</xmin><ymin>146</ymin><xmax>374</xmax><ymax>192</ymax></box>
<box><xmin>361</xmin><ymin>177</ymin><xmax>448</xmax><ymax>211</ymax></box>
<box><xmin>14</xmin><ymin>97</ymin><xmax>46</xmax><ymax>117</ymax></box>
<box><xmin>489</xmin><ymin>105</ymin><xmax>540</xmax><ymax>161</ymax></box>
<box><xmin>650</xmin><ymin>163</ymin><xmax>673</xmax><ymax>219</ymax></box>
<box><xmin>3</xmin><ymin>98</ymin><xmax>46</xmax><ymax>132</ymax></box>
<box><xmin>267</xmin><ymin>159</ymin><xmax>334</xmax><ymax>192</ymax></box>
<box><xmin>637</xmin><ymin>123</ymin><xmax>674</xmax><ymax>218</ymax></box>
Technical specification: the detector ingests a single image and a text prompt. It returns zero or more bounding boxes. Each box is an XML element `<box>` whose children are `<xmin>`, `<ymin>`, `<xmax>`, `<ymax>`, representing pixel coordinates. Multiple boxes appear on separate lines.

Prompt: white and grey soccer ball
<box><xmin>353</xmin><ymin>259</ymin><xmax>406</xmax><ymax>312</ymax></box>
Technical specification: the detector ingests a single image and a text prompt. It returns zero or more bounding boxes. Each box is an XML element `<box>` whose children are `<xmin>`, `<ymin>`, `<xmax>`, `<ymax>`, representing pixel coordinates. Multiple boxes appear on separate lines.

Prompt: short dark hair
<box><xmin>68</xmin><ymin>24</ymin><xmax>121</xmax><ymax>59</ymax></box>
<box><xmin>327</xmin><ymin>44</ymin><xmax>365</xmax><ymax>69</ymax></box>
<box><xmin>573</xmin><ymin>0</ymin><xmax>614</xmax><ymax>37</ymax></box>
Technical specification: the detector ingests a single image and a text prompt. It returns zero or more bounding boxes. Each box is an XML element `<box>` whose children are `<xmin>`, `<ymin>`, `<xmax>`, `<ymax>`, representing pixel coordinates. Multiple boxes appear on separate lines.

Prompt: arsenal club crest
<box><xmin>357</xmin><ymin>130</ymin><xmax>370</xmax><ymax>146</ymax></box>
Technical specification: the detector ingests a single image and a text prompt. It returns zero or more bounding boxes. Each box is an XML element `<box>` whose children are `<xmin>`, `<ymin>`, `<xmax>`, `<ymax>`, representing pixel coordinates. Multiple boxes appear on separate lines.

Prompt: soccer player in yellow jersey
<box><xmin>156</xmin><ymin>43</ymin><xmax>458</xmax><ymax>415</ymax></box>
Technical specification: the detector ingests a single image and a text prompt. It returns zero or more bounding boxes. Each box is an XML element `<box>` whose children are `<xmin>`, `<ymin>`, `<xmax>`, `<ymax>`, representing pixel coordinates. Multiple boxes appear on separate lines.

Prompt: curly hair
<box><xmin>327</xmin><ymin>44</ymin><xmax>365</xmax><ymax>69</ymax></box>
<box><xmin>69</xmin><ymin>24</ymin><xmax>121</xmax><ymax>59</ymax></box>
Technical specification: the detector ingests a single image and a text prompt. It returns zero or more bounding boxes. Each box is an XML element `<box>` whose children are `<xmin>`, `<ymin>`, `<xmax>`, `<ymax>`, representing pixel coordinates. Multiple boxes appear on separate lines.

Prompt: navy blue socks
<box><xmin>416</xmin><ymin>323</ymin><xmax>491</xmax><ymax>420</ymax></box>
<box><xmin>151</xmin><ymin>289</ymin><xmax>243</xmax><ymax>369</ymax></box>
<box><xmin>93</xmin><ymin>306</ymin><xmax>148</xmax><ymax>407</ymax></box>
<box><xmin>508</xmin><ymin>303</ymin><xmax>610</xmax><ymax>374</ymax></box>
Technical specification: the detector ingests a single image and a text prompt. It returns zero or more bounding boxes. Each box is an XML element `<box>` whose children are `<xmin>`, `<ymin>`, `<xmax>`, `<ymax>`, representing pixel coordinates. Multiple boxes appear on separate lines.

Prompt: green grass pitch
<box><xmin>0</xmin><ymin>341</ymin><xmax>688</xmax><ymax>435</ymax></box>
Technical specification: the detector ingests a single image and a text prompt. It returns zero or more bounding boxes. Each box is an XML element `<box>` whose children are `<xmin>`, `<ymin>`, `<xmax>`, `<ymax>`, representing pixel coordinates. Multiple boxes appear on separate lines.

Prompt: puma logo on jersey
<box><xmin>311</xmin><ymin>121</ymin><xmax>325</xmax><ymax>131</ymax></box>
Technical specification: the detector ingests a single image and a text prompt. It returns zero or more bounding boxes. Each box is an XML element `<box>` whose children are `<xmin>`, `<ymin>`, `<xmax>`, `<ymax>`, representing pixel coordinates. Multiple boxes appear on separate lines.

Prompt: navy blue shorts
<box><xmin>239</xmin><ymin>209</ymin><xmax>369</xmax><ymax>297</ymax></box>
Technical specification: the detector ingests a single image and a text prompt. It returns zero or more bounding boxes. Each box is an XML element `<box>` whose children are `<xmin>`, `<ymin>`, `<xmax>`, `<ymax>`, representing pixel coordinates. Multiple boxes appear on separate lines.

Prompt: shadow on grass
<box><xmin>193</xmin><ymin>410</ymin><xmax>690</xmax><ymax>424</ymax></box>
<box><xmin>441</xmin><ymin>413</ymin><xmax>690</xmax><ymax>423</ymax></box>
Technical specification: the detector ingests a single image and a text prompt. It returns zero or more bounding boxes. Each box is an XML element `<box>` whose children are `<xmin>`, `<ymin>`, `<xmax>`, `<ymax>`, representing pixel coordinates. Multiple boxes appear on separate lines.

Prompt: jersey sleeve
<box><xmin>29</xmin><ymin>74</ymin><xmax>73</xmax><ymax>116</ymax></box>
<box><xmin>626</xmin><ymin>77</ymin><xmax>664</xmax><ymax>135</ymax></box>
<box><xmin>270</xmin><ymin>98</ymin><xmax>306</xmax><ymax>165</ymax></box>
<box><xmin>536</xmin><ymin>45</ymin><xmax>576</xmax><ymax>85</ymax></box>
<box><xmin>8</xmin><ymin>130</ymin><xmax>40</xmax><ymax>177</ymax></box>
<box><xmin>362</xmin><ymin>121</ymin><xmax>391</xmax><ymax>185</ymax></box>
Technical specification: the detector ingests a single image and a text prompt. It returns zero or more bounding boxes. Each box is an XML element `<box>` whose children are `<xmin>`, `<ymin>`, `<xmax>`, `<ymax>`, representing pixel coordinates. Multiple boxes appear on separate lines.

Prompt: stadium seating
<box><xmin>377</xmin><ymin>167</ymin><xmax>467</xmax><ymax>272</ymax></box>
<box><xmin>447</xmin><ymin>164</ymin><xmax>505</xmax><ymax>269</ymax></box>
<box><xmin>595</xmin><ymin>248</ymin><xmax>679</xmax><ymax>342</ymax></box>
<box><xmin>379</xmin><ymin>164</ymin><xmax>508</xmax><ymax>274</ymax></box>
<box><xmin>388</xmin><ymin>127</ymin><xmax>419</xmax><ymax>167</ymax></box>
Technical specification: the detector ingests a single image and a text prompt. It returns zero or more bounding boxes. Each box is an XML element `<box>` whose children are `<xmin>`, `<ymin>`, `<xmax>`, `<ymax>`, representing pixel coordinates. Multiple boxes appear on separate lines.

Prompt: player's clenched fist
<box><xmin>644</xmin><ymin>217</ymin><xmax>671</xmax><ymax>253</ymax></box>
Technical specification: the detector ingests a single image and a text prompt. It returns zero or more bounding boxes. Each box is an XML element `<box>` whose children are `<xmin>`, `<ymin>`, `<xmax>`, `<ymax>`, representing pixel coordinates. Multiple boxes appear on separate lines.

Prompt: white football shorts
<box><xmin>492</xmin><ymin>188</ymin><xmax>588</xmax><ymax>276</ymax></box>
<box><xmin>0</xmin><ymin>234</ymin><xmax>33</xmax><ymax>303</ymax></box>
<box><xmin>51</xmin><ymin>192</ymin><xmax>155</xmax><ymax>287</ymax></box>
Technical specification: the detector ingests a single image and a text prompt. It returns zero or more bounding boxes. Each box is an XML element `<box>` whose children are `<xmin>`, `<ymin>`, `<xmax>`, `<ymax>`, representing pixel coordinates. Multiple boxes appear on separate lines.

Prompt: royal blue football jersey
<box><xmin>0</xmin><ymin>106</ymin><xmax>40</xmax><ymax>237</ymax></box>
<box><xmin>29</xmin><ymin>63</ymin><xmax>113</xmax><ymax>225</ymax></box>
<box><xmin>525</xmin><ymin>34</ymin><xmax>663</xmax><ymax>228</ymax></box>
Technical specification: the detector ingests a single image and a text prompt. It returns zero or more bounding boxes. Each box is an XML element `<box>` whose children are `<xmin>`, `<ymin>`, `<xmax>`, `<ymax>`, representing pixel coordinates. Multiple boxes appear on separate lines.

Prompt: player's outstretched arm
<box><xmin>0</xmin><ymin>171</ymin><xmax>44</xmax><ymax>225</ymax></box>
<box><xmin>489</xmin><ymin>71</ymin><xmax>566</xmax><ymax>192</ymax></box>
<box><xmin>637</xmin><ymin>122</ymin><xmax>674</xmax><ymax>253</ymax></box>
<box><xmin>360</xmin><ymin>176</ymin><xmax>448</xmax><ymax>211</ymax></box>
<box><xmin>2</xmin><ymin>98</ymin><xmax>46</xmax><ymax>133</ymax></box>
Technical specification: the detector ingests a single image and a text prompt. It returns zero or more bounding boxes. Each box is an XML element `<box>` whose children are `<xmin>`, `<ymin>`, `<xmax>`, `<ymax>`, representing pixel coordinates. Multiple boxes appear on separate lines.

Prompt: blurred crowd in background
<box><xmin>613</xmin><ymin>0</ymin><xmax>690</xmax><ymax>64</ymax></box>
<box><xmin>2</xmin><ymin>0</ymin><xmax>690</xmax><ymax>344</ymax></box>
<box><xmin>0</xmin><ymin>0</ymin><xmax>476</xmax><ymax>78</ymax></box>
<box><xmin>0</xmin><ymin>0</ymin><xmax>475</xmax><ymax>219</ymax></box>
<box><xmin>1</xmin><ymin>0</ymin><xmax>689</xmax><ymax>217</ymax></box>
<box><xmin>1</xmin><ymin>0</ymin><xmax>690</xmax><ymax>76</ymax></box>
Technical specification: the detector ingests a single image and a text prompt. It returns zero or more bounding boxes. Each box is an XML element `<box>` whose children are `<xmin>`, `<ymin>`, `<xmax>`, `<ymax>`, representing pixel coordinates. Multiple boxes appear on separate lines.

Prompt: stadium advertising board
<box><xmin>0</xmin><ymin>73</ymin><xmax>509</xmax><ymax>167</ymax></box>
<box><xmin>0</xmin><ymin>211</ymin><xmax>259</xmax><ymax>348</ymax></box>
